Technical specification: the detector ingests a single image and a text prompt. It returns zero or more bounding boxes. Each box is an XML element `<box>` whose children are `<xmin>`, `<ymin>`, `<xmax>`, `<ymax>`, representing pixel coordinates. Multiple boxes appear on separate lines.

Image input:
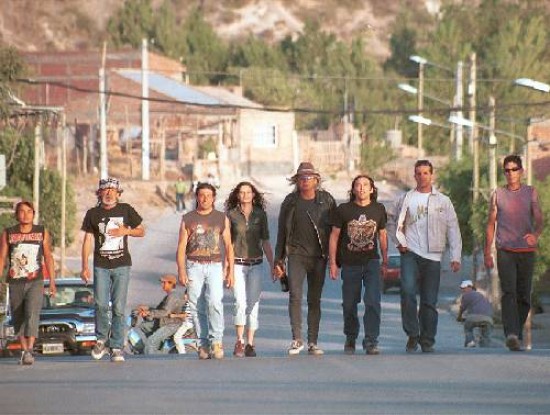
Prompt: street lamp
<box><xmin>513</xmin><ymin>76</ymin><xmax>550</xmax><ymax>185</ymax></box>
<box><xmin>398</xmin><ymin>83</ymin><xmax>452</xmax><ymax>106</ymax></box>
<box><xmin>515</xmin><ymin>78</ymin><xmax>550</xmax><ymax>93</ymax></box>
<box><xmin>409</xmin><ymin>56</ymin><xmax>426</xmax><ymax>155</ymax></box>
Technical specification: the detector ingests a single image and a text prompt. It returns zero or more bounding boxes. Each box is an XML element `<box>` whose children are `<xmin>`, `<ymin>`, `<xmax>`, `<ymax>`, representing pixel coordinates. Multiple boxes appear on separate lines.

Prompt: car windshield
<box><xmin>45</xmin><ymin>285</ymin><xmax>94</xmax><ymax>309</ymax></box>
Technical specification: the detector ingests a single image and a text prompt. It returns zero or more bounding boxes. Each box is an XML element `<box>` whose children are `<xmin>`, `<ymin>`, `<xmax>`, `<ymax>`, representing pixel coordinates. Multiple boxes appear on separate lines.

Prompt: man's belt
<box><xmin>234</xmin><ymin>257</ymin><xmax>263</xmax><ymax>266</ymax></box>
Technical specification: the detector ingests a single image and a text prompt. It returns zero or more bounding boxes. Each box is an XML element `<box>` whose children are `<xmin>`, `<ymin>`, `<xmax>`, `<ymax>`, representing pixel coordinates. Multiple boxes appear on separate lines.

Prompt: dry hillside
<box><xmin>0</xmin><ymin>0</ymin><xmax>434</xmax><ymax>60</ymax></box>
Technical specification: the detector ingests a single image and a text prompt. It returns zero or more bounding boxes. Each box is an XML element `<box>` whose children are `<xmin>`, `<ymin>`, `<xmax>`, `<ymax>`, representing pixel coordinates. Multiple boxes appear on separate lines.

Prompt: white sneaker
<box><xmin>110</xmin><ymin>348</ymin><xmax>125</xmax><ymax>362</ymax></box>
<box><xmin>91</xmin><ymin>340</ymin><xmax>108</xmax><ymax>360</ymax></box>
<box><xmin>465</xmin><ymin>340</ymin><xmax>476</xmax><ymax>348</ymax></box>
<box><xmin>288</xmin><ymin>340</ymin><xmax>304</xmax><ymax>355</ymax></box>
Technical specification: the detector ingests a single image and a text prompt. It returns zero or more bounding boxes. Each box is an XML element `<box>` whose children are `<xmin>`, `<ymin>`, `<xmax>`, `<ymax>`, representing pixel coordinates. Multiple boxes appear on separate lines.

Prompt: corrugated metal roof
<box><xmin>116</xmin><ymin>70</ymin><xmax>221</xmax><ymax>106</ymax></box>
<box><xmin>195</xmin><ymin>86</ymin><xmax>262</xmax><ymax>109</ymax></box>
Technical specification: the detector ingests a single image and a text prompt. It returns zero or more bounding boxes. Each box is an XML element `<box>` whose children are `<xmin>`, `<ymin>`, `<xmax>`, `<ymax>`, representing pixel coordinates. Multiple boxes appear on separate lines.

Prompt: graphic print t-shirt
<box><xmin>183</xmin><ymin>210</ymin><xmax>226</xmax><ymax>262</ymax></box>
<box><xmin>331</xmin><ymin>201</ymin><xmax>386</xmax><ymax>266</ymax></box>
<box><xmin>6</xmin><ymin>224</ymin><xmax>45</xmax><ymax>281</ymax></box>
<box><xmin>81</xmin><ymin>203</ymin><xmax>143</xmax><ymax>269</ymax></box>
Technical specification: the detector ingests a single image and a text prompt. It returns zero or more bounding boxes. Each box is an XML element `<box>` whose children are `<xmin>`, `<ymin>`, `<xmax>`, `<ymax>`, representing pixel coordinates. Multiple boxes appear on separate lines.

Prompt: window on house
<box><xmin>253</xmin><ymin>125</ymin><xmax>277</xmax><ymax>148</ymax></box>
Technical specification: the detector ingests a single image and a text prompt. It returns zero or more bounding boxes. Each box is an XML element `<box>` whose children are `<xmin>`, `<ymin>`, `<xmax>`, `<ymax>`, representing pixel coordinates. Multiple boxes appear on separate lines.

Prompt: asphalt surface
<box><xmin>1</xmin><ymin>176</ymin><xmax>549</xmax><ymax>414</ymax></box>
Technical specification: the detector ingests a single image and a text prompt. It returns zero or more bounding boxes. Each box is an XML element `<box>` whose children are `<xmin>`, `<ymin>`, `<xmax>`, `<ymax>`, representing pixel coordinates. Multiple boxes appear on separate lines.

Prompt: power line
<box><xmin>14</xmin><ymin>77</ymin><xmax>550</xmax><ymax>117</ymax></box>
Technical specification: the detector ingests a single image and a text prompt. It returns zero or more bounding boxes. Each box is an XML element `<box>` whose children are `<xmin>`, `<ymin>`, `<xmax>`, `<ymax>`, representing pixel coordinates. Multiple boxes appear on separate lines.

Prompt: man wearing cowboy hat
<box><xmin>274</xmin><ymin>162</ymin><xmax>336</xmax><ymax>356</ymax></box>
<box><xmin>81</xmin><ymin>177</ymin><xmax>145</xmax><ymax>362</ymax></box>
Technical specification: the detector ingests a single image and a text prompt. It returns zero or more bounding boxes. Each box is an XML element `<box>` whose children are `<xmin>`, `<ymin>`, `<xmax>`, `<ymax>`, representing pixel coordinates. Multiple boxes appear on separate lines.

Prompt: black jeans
<box><xmin>287</xmin><ymin>254</ymin><xmax>327</xmax><ymax>344</ymax></box>
<box><xmin>496</xmin><ymin>250</ymin><xmax>535</xmax><ymax>339</ymax></box>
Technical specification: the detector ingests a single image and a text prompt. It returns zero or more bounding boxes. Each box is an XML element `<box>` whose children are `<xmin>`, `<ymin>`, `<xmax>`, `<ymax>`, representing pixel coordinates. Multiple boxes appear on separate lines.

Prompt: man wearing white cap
<box><xmin>457</xmin><ymin>280</ymin><xmax>493</xmax><ymax>347</ymax></box>
<box><xmin>81</xmin><ymin>177</ymin><xmax>145</xmax><ymax>362</ymax></box>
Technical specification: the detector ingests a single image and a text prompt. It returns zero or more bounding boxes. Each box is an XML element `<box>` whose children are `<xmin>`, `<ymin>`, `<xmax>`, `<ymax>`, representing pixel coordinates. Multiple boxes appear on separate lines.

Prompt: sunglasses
<box><xmin>298</xmin><ymin>176</ymin><xmax>316</xmax><ymax>181</ymax></box>
<box><xmin>504</xmin><ymin>167</ymin><xmax>521</xmax><ymax>173</ymax></box>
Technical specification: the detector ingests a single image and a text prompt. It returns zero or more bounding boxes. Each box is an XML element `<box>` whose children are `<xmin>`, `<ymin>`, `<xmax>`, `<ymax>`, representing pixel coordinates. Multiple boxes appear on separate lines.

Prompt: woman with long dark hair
<box><xmin>225</xmin><ymin>181</ymin><xmax>274</xmax><ymax>357</ymax></box>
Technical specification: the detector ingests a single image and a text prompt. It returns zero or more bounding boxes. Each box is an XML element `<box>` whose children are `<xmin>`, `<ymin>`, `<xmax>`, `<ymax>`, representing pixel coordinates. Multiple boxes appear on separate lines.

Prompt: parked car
<box><xmin>0</xmin><ymin>278</ymin><xmax>97</xmax><ymax>356</ymax></box>
<box><xmin>382</xmin><ymin>254</ymin><xmax>401</xmax><ymax>293</ymax></box>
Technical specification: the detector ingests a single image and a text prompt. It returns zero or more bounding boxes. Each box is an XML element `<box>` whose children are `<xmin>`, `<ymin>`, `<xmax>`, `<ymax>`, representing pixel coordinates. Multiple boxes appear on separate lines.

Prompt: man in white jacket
<box><xmin>387</xmin><ymin>160</ymin><xmax>462</xmax><ymax>353</ymax></box>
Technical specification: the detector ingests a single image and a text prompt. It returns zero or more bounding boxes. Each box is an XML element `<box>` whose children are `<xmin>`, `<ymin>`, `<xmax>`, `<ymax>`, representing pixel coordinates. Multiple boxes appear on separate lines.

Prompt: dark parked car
<box><xmin>382</xmin><ymin>254</ymin><xmax>401</xmax><ymax>293</ymax></box>
<box><xmin>0</xmin><ymin>278</ymin><xmax>97</xmax><ymax>356</ymax></box>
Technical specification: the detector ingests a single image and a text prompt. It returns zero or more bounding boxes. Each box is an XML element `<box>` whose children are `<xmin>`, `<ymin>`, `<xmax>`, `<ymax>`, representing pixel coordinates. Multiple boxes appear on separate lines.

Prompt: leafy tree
<box><xmin>0</xmin><ymin>45</ymin><xmax>25</xmax><ymax>117</ymax></box>
<box><xmin>0</xmin><ymin>127</ymin><xmax>76</xmax><ymax>248</ymax></box>
<box><xmin>152</xmin><ymin>0</ymin><xmax>185</xmax><ymax>60</ymax></box>
<box><xmin>107</xmin><ymin>0</ymin><xmax>155</xmax><ymax>48</ymax></box>
<box><xmin>181</xmin><ymin>8</ymin><xmax>228</xmax><ymax>84</ymax></box>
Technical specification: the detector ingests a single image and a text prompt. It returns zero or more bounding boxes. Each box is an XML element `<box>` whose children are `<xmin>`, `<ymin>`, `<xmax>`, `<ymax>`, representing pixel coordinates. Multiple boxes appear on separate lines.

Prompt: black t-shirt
<box><xmin>289</xmin><ymin>197</ymin><xmax>322</xmax><ymax>257</ymax></box>
<box><xmin>81</xmin><ymin>203</ymin><xmax>143</xmax><ymax>269</ymax></box>
<box><xmin>331</xmin><ymin>201</ymin><xmax>387</xmax><ymax>266</ymax></box>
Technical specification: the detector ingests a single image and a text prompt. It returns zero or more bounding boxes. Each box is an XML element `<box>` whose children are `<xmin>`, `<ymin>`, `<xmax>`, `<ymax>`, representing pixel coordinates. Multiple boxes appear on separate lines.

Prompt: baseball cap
<box><xmin>460</xmin><ymin>280</ymin><xmax>474</xmax><ymax>289</ymax></box>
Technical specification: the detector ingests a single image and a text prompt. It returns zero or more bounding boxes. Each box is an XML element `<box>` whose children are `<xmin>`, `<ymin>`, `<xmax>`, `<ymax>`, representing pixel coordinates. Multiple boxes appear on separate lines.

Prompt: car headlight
<box><xmin>81</xmin><ymin>323</ymin><xmax>96</xmax><ymax>335</ymax></box>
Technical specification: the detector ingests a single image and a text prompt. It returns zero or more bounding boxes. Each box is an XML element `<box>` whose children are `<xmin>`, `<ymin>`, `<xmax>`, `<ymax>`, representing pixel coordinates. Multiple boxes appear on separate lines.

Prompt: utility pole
<box><xmin>60</xmin><ymin>112</ymin><xmax>67</xmax><ymax>278</ymax></box>
<box><xmin>488</xmin><ymin>96</ymin><xmax>500</xmax><ymax>310</ymax></box>
<box><xmin>454</xmin><ymin>61</ymin><xmax>464</xmax><ymax>160</ymax></box>
<box><xmin>468</xmin><ymin>53</ymin><xmax>479</xmax><ymax>281</ymax></box>
<box><xmin>33</xmin><ymin>116</ymin><xmax>41</xmax><ymax>224</ymax></box>
<box><xmin>99</xmin><ymin>42</ymin><xmax>108</xmax><ymax>180</ymax></box>
<box><xmin>142</xmin><ymin>38</ymin><xmax>150</xmax><ymax>181</ymax></box>
<box><xmin>417</xmin><ymin>62</ymin><xmax>425</xmax><ymax>156</ymax></box>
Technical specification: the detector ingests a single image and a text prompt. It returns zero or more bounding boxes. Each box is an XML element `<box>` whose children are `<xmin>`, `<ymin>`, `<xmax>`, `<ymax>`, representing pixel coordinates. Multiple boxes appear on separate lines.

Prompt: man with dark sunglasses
<box><xmin>484</xmin><ymin>154</ymin><xmax>544</xmax><ymax>351</ymax></box>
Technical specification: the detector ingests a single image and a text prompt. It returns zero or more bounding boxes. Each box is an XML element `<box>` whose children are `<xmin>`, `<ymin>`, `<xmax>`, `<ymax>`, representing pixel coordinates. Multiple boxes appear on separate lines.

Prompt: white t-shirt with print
<box><xmin>405</xmin><ymin>190</ymin><xmax>441</xmax><ymax>262</ymax></box>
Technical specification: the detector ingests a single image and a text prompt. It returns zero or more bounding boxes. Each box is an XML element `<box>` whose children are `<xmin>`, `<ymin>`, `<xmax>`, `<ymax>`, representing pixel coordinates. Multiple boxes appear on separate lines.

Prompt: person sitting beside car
<box><xmin>73</xmin><ymin>291</ymin><xmax>94</xmax><ymax>305</ymax></box>
<box><xmin>131</xmin><ymin>274</ymin><xmax>185</xmax><ymax>354</ymax></box>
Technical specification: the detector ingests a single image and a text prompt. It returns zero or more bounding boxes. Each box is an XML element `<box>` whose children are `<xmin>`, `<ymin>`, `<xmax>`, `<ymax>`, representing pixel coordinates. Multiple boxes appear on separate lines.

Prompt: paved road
<box><xmin>1</xmin><ymin>178</ymin><xmax>549</xmax><ymax>414</ymax></box>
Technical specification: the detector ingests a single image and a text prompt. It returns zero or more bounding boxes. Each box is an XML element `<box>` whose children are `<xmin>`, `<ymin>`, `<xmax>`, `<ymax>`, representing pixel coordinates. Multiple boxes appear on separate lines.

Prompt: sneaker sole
<box><xmin>288</xmin><ymin>347</ymin><xmax>304</xmax><ymax>355</ymax></box>
<box><xmin>91</xmin><ymin>351</ymin><xmax>107</xmax><ymax>360</ymax></box>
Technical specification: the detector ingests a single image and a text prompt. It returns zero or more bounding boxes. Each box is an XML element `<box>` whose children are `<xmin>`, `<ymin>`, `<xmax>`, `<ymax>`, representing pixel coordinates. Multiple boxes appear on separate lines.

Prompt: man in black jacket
<box><xmin>274</xmin><ymin>162</ymin><xmax>336</xmax><ymax>356</ymax></box>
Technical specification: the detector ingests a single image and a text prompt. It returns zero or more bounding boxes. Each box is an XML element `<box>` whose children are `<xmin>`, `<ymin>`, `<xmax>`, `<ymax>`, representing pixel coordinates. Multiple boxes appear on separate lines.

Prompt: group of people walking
<box><xmin>0</xmin><ymin>154</ymin><xmax>543</xmax><ymax>364</ymax></box>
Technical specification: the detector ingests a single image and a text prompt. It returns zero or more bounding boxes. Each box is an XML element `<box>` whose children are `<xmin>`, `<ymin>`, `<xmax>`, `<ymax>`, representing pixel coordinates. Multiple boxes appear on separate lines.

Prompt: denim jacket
<box><xmin>274</xmin><ymin>189</ymin><xmax>336</xmax><ymax>263</ymax></box>
<box><xmin>386</xmin><ymin>188</ymin><xmax>462</xmax><ymax>263</ymax></box>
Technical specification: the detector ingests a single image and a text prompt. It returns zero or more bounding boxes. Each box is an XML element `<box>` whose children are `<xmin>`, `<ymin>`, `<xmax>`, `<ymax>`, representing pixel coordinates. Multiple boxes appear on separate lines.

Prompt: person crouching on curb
<box><xmin>457</xmin><ymin>280</ymin><xmax>494</xmax><ymax>348</ymax></box>
<box><xmin>131</xmin><ymin>274</ymin><xmax>185</xmax><ymax>354</ymax></box>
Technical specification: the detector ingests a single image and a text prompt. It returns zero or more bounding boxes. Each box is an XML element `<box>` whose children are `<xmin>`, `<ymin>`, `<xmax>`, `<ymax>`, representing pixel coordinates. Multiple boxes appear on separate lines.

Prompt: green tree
<box><xmin>152</xmin><ymin>0</ymin><xmax>185</xmax><ymax>60</ymax></box>
<box><xmin>181</xmin><ymin>8</ymin><xmax>228</xmax><ymax>84</ymax></box>
<box><xmin>0</xmin><ymin>45</ymin><xmax>25</xmax><ymax>117</ymax></box>
<box><xmin>0</xmin><ymin>127</ymin><xmax>77</xmax><ymax>248</ymax></box>
<box><xmin>107</xmin><ymin>0</ymin><xmax>155</xmax><ymax>48</ymax></box>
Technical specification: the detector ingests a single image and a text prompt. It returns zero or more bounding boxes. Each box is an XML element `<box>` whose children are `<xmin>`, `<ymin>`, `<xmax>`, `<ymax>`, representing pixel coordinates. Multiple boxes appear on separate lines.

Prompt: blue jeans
<box><xmin>496</xmin><ymin>250</ymin><xmax>535</xmax><ymax>339</ymax></box>
<box><xmin>464</xmin><ymin>315</ymin><xmax>493</xmax><ymax>347</ymax></box>
<box><xmin>233</xmin><ymin>264</ymin><xmax>263</xmax><ymax>330</ymax></box>
<box><xmin>94</xmin><ymin>266</ymin><xmax>131</xmax><ymax>349</ymax></box>
<box><xmin>400</xmin><ymin>251</ymin><xmax>440</xmax><ymax>347</ymax></box>
<box><xmin>341</xmin><ymin>261</ymin><xmax>381</xmax><ymax>347</ymax></box>
<box><xmin>144</xmin><ymin>324</ymin><xmax>180</xmax><ymax>354</ymax></box>
<box><xmin>186</xmin><ymin>261</ymin><xmax>224</xmax><ymax>348</ymax></box>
